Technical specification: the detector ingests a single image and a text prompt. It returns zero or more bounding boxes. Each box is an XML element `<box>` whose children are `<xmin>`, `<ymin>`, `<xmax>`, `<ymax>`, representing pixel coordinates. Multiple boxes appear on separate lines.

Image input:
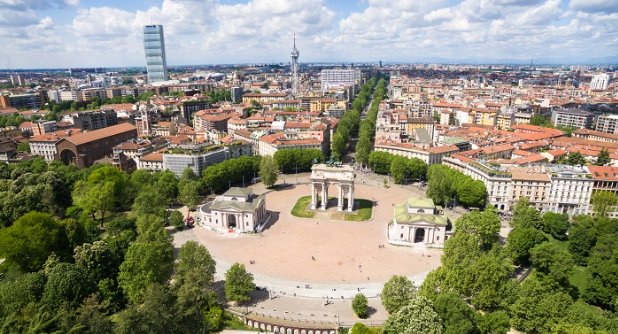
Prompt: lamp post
<box><xmin>294</xmin><ymin>163</ymin><xmax>297</xmax><ymax>184</ymax></box>
<box><xmin>228</xmin><ymin>180</ymin><xmax>231</xmax><ymax>189</ymax></box>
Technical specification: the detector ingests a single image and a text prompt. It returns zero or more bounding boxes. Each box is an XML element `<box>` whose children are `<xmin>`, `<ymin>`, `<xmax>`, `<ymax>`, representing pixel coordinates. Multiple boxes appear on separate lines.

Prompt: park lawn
<box><xmin>546</xmin><ymin>234</ymin><xmax>569</xmax><ymax>253</ymax></box>
<box><xmin>570</xmin><ymin>266</ymin><xmax>592</xmax><ymax>297</ymax></box>
<box><xmin>291</xmin><ymin>196</ymin><xmax>315</xmax><ymax>218</ymax></box>
<box><xmin>344</xmin><ymin>199</ymin><xmax>374</xmax><ymax>222</ymax></box>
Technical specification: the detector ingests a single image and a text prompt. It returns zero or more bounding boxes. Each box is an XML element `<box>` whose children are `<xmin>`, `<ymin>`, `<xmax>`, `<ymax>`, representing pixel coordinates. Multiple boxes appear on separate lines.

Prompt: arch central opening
<box><xmin>414</xmin><ymin>228</ymin><xmax>425</xmax><ymax>243</ymax></box>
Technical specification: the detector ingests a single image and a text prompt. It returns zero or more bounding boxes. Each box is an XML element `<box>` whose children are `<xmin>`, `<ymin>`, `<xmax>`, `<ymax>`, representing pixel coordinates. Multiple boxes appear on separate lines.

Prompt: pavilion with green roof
<box><xmin>388</xmin><ymin>197</ymin><xmax>453</xmax><ymax>247</ymax></box>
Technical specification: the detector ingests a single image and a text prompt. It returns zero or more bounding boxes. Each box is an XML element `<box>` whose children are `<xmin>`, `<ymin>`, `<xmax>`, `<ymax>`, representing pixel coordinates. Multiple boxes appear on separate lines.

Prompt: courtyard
<box><xmin>191</xmin><ymin>179</ymin><xmax>444</xmax><ymax>285</ymax></box>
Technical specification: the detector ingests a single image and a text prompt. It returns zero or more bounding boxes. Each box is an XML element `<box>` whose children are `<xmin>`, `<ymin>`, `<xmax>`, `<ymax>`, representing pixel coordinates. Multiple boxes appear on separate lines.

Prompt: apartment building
<box><xmin>444</xmin><ymin>156</ymin><xmax>593</xmax><ymax>214</ymax></box>
<box><xmin>595</xmin><ymin>114</ymin><xmax>618</xmax><ymax>135</ymax></box>
<box><xmin>551</xmin><ymin>108</ymin><xmax>593</xmax><ymax>129</ymax></box>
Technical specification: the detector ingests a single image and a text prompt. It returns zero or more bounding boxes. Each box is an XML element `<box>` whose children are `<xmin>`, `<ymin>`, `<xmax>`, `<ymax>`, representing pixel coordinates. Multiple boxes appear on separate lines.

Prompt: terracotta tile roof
<box><xmin>63</xmin><ymin>123</ymin><xmax>136</xmax><ymax>146</ymax></box>
<box><xmin>511</xmin><ymin>169</ymin><xmax>551</xmax><ymax>182</ymax></box>
<box><xmin>588</xmin><ymin>166</ymin><xmax>618</xmax><ymax>180</ymax></box>
<box><xmin>140</xmin><ymin>152</ymin><xmax>163</xmax><ymax>162</ymax></box>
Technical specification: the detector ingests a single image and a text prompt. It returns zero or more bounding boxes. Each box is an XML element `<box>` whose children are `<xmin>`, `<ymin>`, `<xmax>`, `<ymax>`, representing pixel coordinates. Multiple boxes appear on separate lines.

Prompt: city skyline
<box><xmin>1</xmin><ymin>0</ymin><xmax>618</xmax><ymax>69</ymax></box>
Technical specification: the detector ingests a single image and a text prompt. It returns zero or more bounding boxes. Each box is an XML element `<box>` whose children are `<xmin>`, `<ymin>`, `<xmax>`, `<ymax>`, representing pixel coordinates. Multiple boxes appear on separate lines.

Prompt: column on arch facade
<box><xmin>337</xmin><ymin>184</ymin><xmax>343</xmax><ymax>211</ymax></box>
<box><xmin>310</xmin><ymin>182</ymin><xmax>317</xmax><ymax>210</ymax></box>
<box><xmin>347</xmin><ymin>183</ymin><xmax>354</xmax><ymax>212</ymax></box>
<box><xmin>321</xmin><ymin>182</ymin><xmax>328</xmax><ymax>210</ymax></box>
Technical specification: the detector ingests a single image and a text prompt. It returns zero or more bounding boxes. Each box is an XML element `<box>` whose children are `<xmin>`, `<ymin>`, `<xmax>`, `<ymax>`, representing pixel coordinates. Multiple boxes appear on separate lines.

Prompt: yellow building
<box><xmin>472</xmin><ymin>108</ymin><xmax>497</xmax><ymax>126</ymax></box>
<box><xmin>496</xmin><ymin>114</ymin><xmax>512</xmax><ymax>130</ymax></box>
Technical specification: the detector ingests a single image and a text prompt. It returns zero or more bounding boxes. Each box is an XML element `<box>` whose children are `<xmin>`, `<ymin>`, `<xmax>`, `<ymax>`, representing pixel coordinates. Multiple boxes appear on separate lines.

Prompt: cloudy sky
<box><xmin>1</xmin><ymin>0</ymin><xmax>618</xmax><ymax>69</ymax></box>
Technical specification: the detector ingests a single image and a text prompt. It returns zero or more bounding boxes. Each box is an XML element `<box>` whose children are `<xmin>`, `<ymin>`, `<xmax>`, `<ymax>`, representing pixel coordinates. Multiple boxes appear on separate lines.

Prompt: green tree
<box><xmin>478</xmin><ymin>311</ymin><xmax>510</xmax><ymax>334</ymax></box>
<box><xmin>585</xmin><ymin>236</ymin><xmax>618</xmax><ymax>310</ymax></box>
<box><xmin>510</xmin><ymin>278</ymin><xmax>573</xmax><ymax>333</ymax></box>
<box><xmin>408</xmin><ymin>158</ymin><xmax>428</xmax><ymax>181</ymax></box>
<box><xmin>178</xmin><ymin>180</ymin><xmax>200</xmax><ymax>210</ymax></box>
<box><xmin>382</xmin><ymin>295</ymin><xmax>444</xmax><ymax>334</ymax></box>
<box><xmin>113</xmin><ymin>283</ymin><xmax>178</xmax><ymax>334</ymax></box>
<box><xmin>0</xmin><ymin>212</ymin><xmax>69</xmax><ymax>272</ymax></box>
<box><xmin>155</xmin><ymin>171</ymin><xmax>179</xmax><ymax>205</ymax></box>
<box><xmin>16</xmin><ymin>142</ymin><xmax>30</xmax><ymax>152</ymax></box>
<box><xmin>331</xmin><ymin>132</ymin><xmax>346</xmax><ymax>160</ymax></box>
<box><xmin>381</xmin><ymin>275</ymin><xmax>417</xmax><ymax>314</ymax></box>
<box><xmin>58</xmin><ymin>293</ymin><xmax>113</xmax><ymax>334</ymax></box>
<box><xmin>350</xmin><ymin>322</ymin><xmax>373</xmax><ymax>334</ymax></box>
<box><xmin>41</xmin><ymin>263</ymin><xmax>96</xmax><ymax>310</ymax></box>
<box><xmin>390</xmin><ymin>156</ymin><xmax>408</xmax><ymax>184</ymax></box>
<box><xmin>73</xmin><ymin>180</ymin><xmax>117</xmax><ymax>226</ymax></box>
<box><xmin>132</xmin><ymin>185</ymin><xmax>168</xmax><ymax>218</ymax></box>
<box><xmin>568</xmin><ymin>217</ymin><xmax>597</xmax><ymax>265</ymax></box>
<box><xmin>542</xmin><ymin>212</ymin><xmax>570</xmax><ymax>240</ymax></box>
<box><xmin>224</xmin><ymin>263</ymin><xmax>255</xmax><ymax>305</ymax></box>
<box><xmin>74</xmin><ymin>240</ymin><xmax>117</xmax><ymax>283</ymax></box>
<box><xmin>170</xmin><ymin>210</ymin><xmax>184</xmax><ymax>230</ymax></box>
<box><xmin>352</xmin><ymin>293</ymin><xmax>368</xmax><ymax>319</ymax></box>
<box><xmin>355</xmin><ymin>137</ymin><xmax>372</xmax><ymax>167</ymax></box>
<box><xmin>530</xmin><ymin>242</ymin><xmax>574</xmax><ymax>289</ymax></box>
<box><xmin>433</xmin><ymin>292</ymin><xmax>480</xmax><ymax>334</ymax></box>
<box><xmin>175</xmin><ymin>241</ymin><xmax>216</xmax><ymax>287</ymax></box>
<box><xmin>259</xmin><ymin>155</ymin><xmax>278</xmax><ymax>187</ymax></box>
<box><xmin>426</xmin><ymin>166</ymin><xmax>454</xmax><ymax>206</ymax></box>
<box><xmin>117</xmin><ymin>238</ymin><xmax>174</xmax><ymax>304</ymax></box>
<box><xmin>510</xmin><ymin>200</ymin><xmax>543</xmax><ymax>230</ymax></box>
<box><xmin>505</xmin><ymin>227</ymin><xmax>547</xmax><ymax>265</ymax></box>
<box><xmin>567</xmin><ymin>151</ymin><xmax>587</xmax><ymax>166</ymax></box>
<box><xmin>530</xmin><ymin>114</ymin><xmax>547</xmax><ymax>126</ymax></box>
<box><xmin>454</xmin><ymin>206</ymin><xmax>501</xmax><ymax>250</ymax></box>
<box><xmin>591</xmin><ymin>191</ymin><xmax>618</xmax><ymax>217</ymax></box>
<box><xmin>0</xmin><ymin>272</ymin><xmax>46</xmax><ymax>318</ymax></box>
<box><xmin>596</xmin><ymin>149</ymin><xmax>611</xmax><ymax>166</ymax></box>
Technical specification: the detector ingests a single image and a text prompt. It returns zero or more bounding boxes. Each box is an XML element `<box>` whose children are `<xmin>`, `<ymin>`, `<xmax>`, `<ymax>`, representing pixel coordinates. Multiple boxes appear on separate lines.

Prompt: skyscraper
<box><xmin>143</xmin><ymin>25</ymin><xmax>168</xmax><ymax>84</ymax></box>
<box><xmin>290</xmin><ymin>35</ymin><xmax>299</xmax><ymax>95</ymax></box>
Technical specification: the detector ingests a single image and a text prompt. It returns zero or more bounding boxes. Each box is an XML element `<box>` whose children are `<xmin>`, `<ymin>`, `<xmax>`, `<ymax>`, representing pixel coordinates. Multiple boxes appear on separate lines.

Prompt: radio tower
<box><xmin>291</xmin><ymin>34</ymin><xmax>300</xmax><ymax>95</ymax></box>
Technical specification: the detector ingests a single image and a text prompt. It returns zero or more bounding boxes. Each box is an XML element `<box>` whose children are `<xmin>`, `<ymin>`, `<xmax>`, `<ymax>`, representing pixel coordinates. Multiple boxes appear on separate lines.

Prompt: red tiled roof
<box><xmin>63</xmin><ymin>123</ymin><xmax>136</xmax><ymax>146</ymax></box>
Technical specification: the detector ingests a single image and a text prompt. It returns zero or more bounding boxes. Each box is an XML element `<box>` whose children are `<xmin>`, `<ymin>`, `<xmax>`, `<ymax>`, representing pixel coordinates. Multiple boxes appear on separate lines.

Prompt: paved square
<box><xmin>193</xmin><ymin>182</ymin><xmax>443</xmax><ymax>284</ymax></box>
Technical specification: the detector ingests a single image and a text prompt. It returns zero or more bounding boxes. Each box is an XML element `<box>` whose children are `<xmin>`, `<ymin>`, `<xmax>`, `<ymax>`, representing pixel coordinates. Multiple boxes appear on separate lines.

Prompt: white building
<box><xmin>137</xmin><ymin>152</ymin><xmax>164</xmax><ymax>172</ymax></box>
<box><xmin>29</xmin><ymin>135</ymin><xmax>61</xmax><ymax>162</ymax></box>
<box><xmin>388</xmin><ymin>198</ymin><xmax>453</xmax><ymax>247</ymax></box>
<box><xmin>320</xmin><ymin>69</ymin><xmax>361</xmax><ymax>92</ymax></box>
<box><xmin>590</xmin><ymin>73</ymin><xmax>610</xmax><ymax>90</ymax></box>
<box><xmin>199</xmin><ymin>187</ymin><xmax>268</xmax><ymax>233</ymax></box>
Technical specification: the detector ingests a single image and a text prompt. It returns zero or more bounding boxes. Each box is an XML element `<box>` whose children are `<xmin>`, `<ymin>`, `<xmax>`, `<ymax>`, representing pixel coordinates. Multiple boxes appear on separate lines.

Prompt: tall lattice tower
<box><xmin>290</xmin><ymin>35</ymin><xmax>300</xmax><ymax>95</ymax></box>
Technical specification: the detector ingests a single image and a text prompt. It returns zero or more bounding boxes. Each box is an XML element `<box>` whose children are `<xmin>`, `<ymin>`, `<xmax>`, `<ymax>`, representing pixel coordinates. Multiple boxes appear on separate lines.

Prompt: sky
<box><xmin>1</xmin><ymin>0</ymin><xmax>618</xmax><ymax>69</ymax></box>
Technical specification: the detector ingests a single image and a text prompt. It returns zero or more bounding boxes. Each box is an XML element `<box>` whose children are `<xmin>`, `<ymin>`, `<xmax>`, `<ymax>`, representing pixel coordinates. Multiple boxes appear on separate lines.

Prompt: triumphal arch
<box><xmin>309</xmin><ymin>163</ymin><xmax>356</xmax><ymax>212</ymax></box>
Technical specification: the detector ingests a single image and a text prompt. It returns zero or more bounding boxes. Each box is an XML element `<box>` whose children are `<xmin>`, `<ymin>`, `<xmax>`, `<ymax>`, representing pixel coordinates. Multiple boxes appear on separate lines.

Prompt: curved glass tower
<box><xmin>143</xmin><ymin>25</ymin><xmax>168</xmax><ymax>84</ymax></box>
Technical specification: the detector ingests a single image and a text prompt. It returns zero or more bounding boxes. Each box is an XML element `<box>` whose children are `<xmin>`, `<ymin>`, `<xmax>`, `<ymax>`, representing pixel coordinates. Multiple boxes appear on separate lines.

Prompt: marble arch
<box><xmin>309</xmin><ymin>164</ymin><xmax>356</xmax><ymax>212</ymax></box>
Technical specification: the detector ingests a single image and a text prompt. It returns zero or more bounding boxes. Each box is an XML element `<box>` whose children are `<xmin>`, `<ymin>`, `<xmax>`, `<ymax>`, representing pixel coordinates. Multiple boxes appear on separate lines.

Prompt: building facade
<box><xmin>388</xmin><ymin>198</ymin><xmax>453</xmax><ymax>247</ymax></box>
<box><xmin>199</xmin><ymin>187</ymin><xmax>268</xmax><ymax>233</ymax></box>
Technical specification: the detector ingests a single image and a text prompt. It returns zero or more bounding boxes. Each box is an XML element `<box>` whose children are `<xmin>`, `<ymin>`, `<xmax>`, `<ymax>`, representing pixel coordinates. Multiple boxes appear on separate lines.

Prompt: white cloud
<box><xmin>570</xmin><ymin>0</ymin><xmax>618</xmax><ymax>14</ymax></box>
<box><xmin>2</xmin><ymin>0</ymin><xmax>618</xmax><ymax>67</ymax></box>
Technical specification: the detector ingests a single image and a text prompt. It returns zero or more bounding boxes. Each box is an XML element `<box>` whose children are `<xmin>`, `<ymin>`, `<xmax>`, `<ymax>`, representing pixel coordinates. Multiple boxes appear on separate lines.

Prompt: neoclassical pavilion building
<box><xmin>388</xmin><ymin>198</ymin><xmax>454</xmax><ymax>247</ymax></box>
<box><xmin>199</xmin><ymin>187</ymin><xmax>268</xmax><ymax>233</ymax></box>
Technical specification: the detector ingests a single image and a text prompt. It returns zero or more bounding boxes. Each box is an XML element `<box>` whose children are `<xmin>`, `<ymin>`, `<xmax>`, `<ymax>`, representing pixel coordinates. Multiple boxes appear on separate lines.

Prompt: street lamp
<box><xmin>294</xmin><ymin>163</ymin><xmax>298</xmax><ymax>184</ymax></box>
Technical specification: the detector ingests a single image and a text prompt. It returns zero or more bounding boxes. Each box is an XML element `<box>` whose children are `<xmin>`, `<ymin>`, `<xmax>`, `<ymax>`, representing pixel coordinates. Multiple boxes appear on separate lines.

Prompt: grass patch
<box><xmin>570</xmin><ymin>266</ymin><xmax>592</xmax><ymax>298</ymax></box>
<box><xmin>220</xmin><ymin>311</ymin><xmax>258</xmax><ymax>331</ymax></box>
<box><xmin>344</xmin><ymin>199</ymin><xmax>374</xmax><ymax>222</ymax></box>
<box><xmin>545</xmin><ymin>233</ymin><xmax>569</xmax><ymax>253</ymax></box>
<box><xmin>291</xmin><ymin>196</ymin><xmax>315</xmax><ymax>218</ymax></box>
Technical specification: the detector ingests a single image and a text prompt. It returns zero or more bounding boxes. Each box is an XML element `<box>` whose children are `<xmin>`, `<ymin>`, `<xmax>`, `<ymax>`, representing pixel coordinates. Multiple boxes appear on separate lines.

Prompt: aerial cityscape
<box><xmin>1</xmin><ymin>0</ymin><xmax>618</xmax><ymax>333</ymax></box>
